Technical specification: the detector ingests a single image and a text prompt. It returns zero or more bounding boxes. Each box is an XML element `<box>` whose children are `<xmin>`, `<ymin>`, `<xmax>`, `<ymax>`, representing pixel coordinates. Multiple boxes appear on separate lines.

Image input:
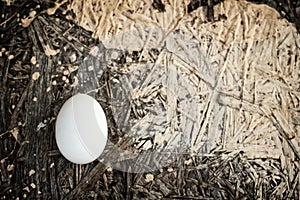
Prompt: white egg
<box><xmin>55</xmin><ymin>93</ymin><xmax>108</xmax><ymax>164</ymax></box>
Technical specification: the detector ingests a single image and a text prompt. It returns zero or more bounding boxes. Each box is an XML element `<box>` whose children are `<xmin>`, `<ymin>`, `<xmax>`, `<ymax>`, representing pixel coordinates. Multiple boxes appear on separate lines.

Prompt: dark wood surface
<box><xmin>0</xmin><ymin>0</ymin><xmax>300</xmax><ymax>199</ymax></box>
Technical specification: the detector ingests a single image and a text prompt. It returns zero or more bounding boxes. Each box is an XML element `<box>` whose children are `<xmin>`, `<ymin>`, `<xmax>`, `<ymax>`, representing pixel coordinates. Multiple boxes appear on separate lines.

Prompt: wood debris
<box><xmin>31</xmin><ymin>72</ymin><xmax>40</xmax><ymax>80</ymax></box>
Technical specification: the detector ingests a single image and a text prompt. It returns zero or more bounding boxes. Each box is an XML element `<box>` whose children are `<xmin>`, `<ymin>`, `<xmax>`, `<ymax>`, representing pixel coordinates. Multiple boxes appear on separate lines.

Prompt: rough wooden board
<box><xmin>0</xmin><ymin>0</ymin><xmax>300</xmax><ymax>199</ymax></box>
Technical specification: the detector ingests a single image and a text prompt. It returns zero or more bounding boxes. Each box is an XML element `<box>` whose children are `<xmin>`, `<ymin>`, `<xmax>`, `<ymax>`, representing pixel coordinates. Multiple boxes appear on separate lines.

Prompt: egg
<box><xmin>55</xmin><ymin>93</ymin><xmax>108</xmax><ymax>164</ymax></box>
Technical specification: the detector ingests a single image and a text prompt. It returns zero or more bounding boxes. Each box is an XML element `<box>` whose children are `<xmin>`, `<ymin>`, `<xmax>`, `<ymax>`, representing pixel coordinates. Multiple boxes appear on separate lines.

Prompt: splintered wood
<box><xmin>70</xmin><ymin>0</ymin><xmax>300</xmax><ymax>165</ymax></box>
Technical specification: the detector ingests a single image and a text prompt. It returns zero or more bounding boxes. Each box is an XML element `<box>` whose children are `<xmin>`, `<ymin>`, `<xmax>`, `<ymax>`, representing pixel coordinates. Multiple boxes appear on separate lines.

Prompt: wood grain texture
<box><xmin>0</xmin><ymin>0</ymin><xmax>300</xmax><ymax>199</ymax></box>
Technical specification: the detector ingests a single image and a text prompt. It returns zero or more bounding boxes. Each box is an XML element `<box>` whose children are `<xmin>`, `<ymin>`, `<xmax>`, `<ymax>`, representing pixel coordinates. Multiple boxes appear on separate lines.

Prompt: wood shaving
<box><xmin>23</xmin><ymin>186</ymin><xmax>30</xmax><ymax>192</ymax></box>
<box><xmin>46</xmin><ymin>0</ymin><xmax>68</xmax><ymax>15</ymax></box>
<box><xmin>50</xmin><ymin>163</ymin><xmax>55</xmax><ymax>168</ymax></box>
<box><xmin>145</xmin><ymin>173</ymin><xmax>154</xmax><ymax>182</ymax></box>
<box><xmin>31</xmin><ymin>72</ymin><xmax>40</xmax><ymax>80</ymax></box>
<box><xmin>21</xmin><ymin>10</ymin><xmax>36</xmax><ymax>28</ymax></box>
<box><xmin>30</xmin><ymin>183</ymin><xmax>36</xmax><ymax>189</ymax></box>
<box><xmin>7</xmin><ymin>54</ymin><xmax>14</xmax><ymax>60</ymax></box>
<box><xmin>30</xmin><ymin>56</ymin><xmax>37</xmax><ymax>65</ymax></box>
<box><xmin>3</xmin><ymin>0</ymin><xmax>14</xmax><ymax>6</ymax></box>
<box><xmin>69</xmin><ymin>53</ymin><xmax>77</xmax><ymax>63</ymax></box>
<box><xmin>44</xmin><ymin>44</ymin><xmax>59</xmax><ymax>57</ymax></box>
<box><xmin>11</xmin><ymin>127</ymin><xmax>18</xmax><ymax>141</ymax></box>
<box><xmin>63</xmin><ymin>70</ymin><xmax>69</xmax><ymax>75</ymax></box>
<box><xmin>7</xmin><ymin>164</ymin><xmax>14</xmax><ymax>171</ymax></box>
<box><xmin>52</xmin><ymin>80</ymin><xmax>57</xmax><ymax>86</ymax></box>
<box><xmin>28</xmin><ymin>169</ymin><xmax>35</xmax><ymax>176</ymax></box>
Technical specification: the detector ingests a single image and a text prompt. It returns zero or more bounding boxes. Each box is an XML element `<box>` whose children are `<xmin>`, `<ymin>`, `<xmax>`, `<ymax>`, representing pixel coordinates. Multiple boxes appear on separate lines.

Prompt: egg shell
<box><xmin>55</xmin><ymin>93</ymin><xmax>108</xmax><ymax>164</ymax></box>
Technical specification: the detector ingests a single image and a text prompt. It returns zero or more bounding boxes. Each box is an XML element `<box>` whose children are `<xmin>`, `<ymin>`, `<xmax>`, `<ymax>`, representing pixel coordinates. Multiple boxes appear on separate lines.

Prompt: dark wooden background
<box><xmin>0</xmin><ymin>0</ymin><xmax>299</xmax><ymax>199</ymax></box>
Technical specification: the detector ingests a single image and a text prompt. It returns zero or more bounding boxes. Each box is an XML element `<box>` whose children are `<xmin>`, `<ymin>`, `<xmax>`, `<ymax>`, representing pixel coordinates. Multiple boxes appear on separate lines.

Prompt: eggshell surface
<box><xmin>55</xmin><ymin>94</ymin><xmax>108</xmax><ymax>164</ymax></box>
